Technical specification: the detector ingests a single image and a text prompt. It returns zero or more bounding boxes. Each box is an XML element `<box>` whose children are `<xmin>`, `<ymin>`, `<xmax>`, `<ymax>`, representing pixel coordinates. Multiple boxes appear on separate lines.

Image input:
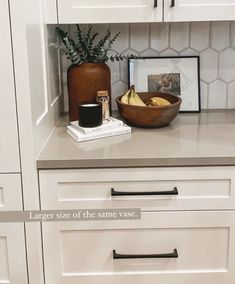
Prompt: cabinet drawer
<box><xmin>40</xmin><ymin>167</ymin><xmax>235</xmax><ymax>210</ymax></box>
<box><xmin>42</xmin><ymin>211</ymin><xmax>235</xmax><ymax>284</ymax></box>
<box><xmin>0</xmin><ymin>174</ymin><xmax>23</xmax><ymax>210</ymax></box>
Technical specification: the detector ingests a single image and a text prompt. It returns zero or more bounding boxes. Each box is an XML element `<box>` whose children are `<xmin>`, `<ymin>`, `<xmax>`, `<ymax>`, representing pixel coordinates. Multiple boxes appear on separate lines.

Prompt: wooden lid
<box><xmin>97</xmin><ymin>90</ymin><xmax>108</xmax><ymax>97</ymax></box>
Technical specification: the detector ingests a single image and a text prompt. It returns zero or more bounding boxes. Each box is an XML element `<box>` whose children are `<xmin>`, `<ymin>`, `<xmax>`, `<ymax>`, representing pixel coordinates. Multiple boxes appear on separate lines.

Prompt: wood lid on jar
<box><xmin>97</xmin><ymin>90</ymin><xmax>109</xmax><ymax>97</ymax></box>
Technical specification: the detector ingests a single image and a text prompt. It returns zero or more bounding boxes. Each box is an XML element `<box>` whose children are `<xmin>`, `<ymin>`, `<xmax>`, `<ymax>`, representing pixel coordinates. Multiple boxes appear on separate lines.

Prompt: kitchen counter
<box><xmin>37</xmin><ymin>110</ymin><xmax>235</xmax><ymax>169</ymax></box>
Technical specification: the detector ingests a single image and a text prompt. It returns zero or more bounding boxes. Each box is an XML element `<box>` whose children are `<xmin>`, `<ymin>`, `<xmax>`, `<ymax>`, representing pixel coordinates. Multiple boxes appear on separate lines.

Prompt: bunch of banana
<box><xmin>121</xmin><ymin>85</ymin><xmax>146</xmax><ymax>106</ymax></box>
<box><xmin>148</xmin><ymin>97</ymin><xmax>171</xmax><ymax>106</ymax></box>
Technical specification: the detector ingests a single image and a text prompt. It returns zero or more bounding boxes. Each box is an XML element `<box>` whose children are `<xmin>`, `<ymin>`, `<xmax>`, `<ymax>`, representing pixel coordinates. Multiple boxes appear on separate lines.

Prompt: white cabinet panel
<box><xmin>57</xmin><ymin>0</ymin><xmax>163</xmax><ymax>23</ymax></box>
<box><xmin>42</xmin><ymin>211</ymin><xmax>235</xmax><ymax>284</ymax></box>
<box><xmin>48</xmin><ymin>0</ymin><xmax>235</xmax><ymax>23</ymax></box>
<box><xmin>0</xmin><ymin>174</ymin><xmax>22</xmax><ymax>210</ymax></box>
<box><xmin>39</xmin><ymin>167</ymin><xmax>235</xmax><ymax>211</ymax></box>
<box><xmin>0</xmin><ymin>175</ymin><xmax>26</xmax><ymax>282</ymax></box>
<box><xmin>43</xmin><ymin>0</ymin><xmax>58</xmax><ymax>23</ymax></box>
<box><xmin>0</xmin><ymin>223</ymin><xmax>28</xmax><ymax>284</ymax></box>
<box><xmin>0</xmin><ymin>0</ymin><xmax>20</xmax><ymax>173</ymax></box>
<box><xmin>164</xmin><ymin>0</ymin><xmax>235</xmax><ymax>22</ymax></box>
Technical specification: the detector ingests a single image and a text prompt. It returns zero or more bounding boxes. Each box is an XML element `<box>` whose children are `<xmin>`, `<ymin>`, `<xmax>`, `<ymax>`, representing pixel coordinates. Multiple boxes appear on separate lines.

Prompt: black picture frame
<box><xmin>128</xmin><ymin>56</ymin><xmax>201</xmax><ymax>113</ymax></box>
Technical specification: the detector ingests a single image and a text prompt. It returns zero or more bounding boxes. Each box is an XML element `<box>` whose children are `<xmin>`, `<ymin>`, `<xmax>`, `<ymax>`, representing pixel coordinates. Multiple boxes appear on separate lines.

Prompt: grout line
<box><xmin>128</xmin><ymin>23</ymin><xmax>131</xmax><ymax>50</ymax></box>
<box><xmin>225</xmin><ymin>83</ymin><xmax>229</xmax><ymax>109</ymax></box>
<box><xmin>188</xmin><ymin>22</ymin><xmax>192</xmax><ymax>49</ymax></box>
<box><xmin>229</xmin><ymin>21</ymin><xmax>232</xmax><ymax>46</ymax></box>
<box><xmin>56</xmin><ymin>0</ymin><xmax>59</xmax><ymax>24</ymax></box>
<box><xmin>148</xmin><ymin>23</ymin><xmax>150</xmax><ymax>49</ymax></box>
<box><xmin>209</xmin><ymin>22</ymin><xmax>212</xmax><ymax>48</ymax></box>
<box><xmin>207</xmin><ymin>82</ymin><xmax>210</xmax><ymax>109</ymax></box>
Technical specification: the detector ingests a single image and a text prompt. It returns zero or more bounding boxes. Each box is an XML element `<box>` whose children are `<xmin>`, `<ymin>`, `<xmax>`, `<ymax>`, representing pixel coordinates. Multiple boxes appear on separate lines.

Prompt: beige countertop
<box><xmin>37</xmin><ymin>110</ymin><xmax>235</xmax><ymax>169</ymax></box>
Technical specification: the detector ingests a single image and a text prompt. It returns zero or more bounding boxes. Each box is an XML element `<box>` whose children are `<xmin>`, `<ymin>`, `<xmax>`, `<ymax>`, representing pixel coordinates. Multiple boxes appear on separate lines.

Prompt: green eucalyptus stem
<box><xmin>54</xmin><ymin>25</ymin><xmax>139</xmax><ymax>65</ymax></box>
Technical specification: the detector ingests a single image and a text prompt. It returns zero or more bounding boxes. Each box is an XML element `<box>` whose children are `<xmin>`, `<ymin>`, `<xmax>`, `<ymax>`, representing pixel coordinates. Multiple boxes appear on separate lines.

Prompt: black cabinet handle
<box><xmin>154</xmin><ymin>0</ymin><xmax>157</xmax><ymax>7</ymax></box>
<box><xmin>111</xmin><ymin>187</ymin><xmax>178</xmax><ymax>196</ymax></box>
<box><xmin>113</xmin><ymin>249</ymin><xmax>178</xmax><ymax>259</ymax></box>
<box><xmin>170</xmin><ymin>0</ymin><xmax>175</xmax><ymax>7</ymax></box>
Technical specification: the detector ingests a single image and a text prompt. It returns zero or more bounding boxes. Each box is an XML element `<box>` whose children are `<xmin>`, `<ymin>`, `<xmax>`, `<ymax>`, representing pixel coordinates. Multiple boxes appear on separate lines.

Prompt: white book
<box><xmin>67</xmin><ymin>124</ymin><xmax>131</xmax><ymax>143</ymax></box>
<box><xmin>70</xmin><ymin>117</ymin><xmax>123</xmax><ymax>134</ymax></box>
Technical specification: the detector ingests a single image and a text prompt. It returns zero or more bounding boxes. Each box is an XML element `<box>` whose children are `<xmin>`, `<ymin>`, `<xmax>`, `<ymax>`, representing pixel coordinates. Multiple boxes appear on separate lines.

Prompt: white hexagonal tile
<box><xmin>179</xmin><ymin>48</ymin><xmax>198</xmax><ymax>56</ymax></box>
<box><xmin>228</xmin><ymin>81</ymin><xmax>235</xmax><ymax>108</ymax></box>
<box><xmin>159</xmin><ymin>48</ymin><xmax>178</xmax><ymax>57</ymax></box>
<box><xmin>170</xmin><ymin>23</ymin><xmax>189</xmax><ymax>52</ymax></box>
<box><xmin>120</xmin><ymin>60</ymin><xmax>128</xmax><ymax>84</ymax></box>
<box><xmin>200</xmin><ymin>49</ymin><xmax>219</xmax><ymax>83</ymax></box>
<box><xmin>110</xmin><ymin>24</ymin><xmax>129</xmax><ymax>53</ymax></box>
<box><xmin>140</xmin><ymin>49</ymin><xmax>159</xmax><ymax>57</ymax></box>
<box><xmin>111</xmin><ymin>81</ymin><xmax>128</xmax><ymax>110</ymax></box>
<box><xmin>106</xmin><ymin>51</ymin><xmax>120</xmax><ymax>84</ymax></box>
<box><xmin>130</xmin><ymin>24</ymin><xmax>149</xmax><ymax>53</ymax></box>
<box><xmin>219</xmin><ymin>48</ymin><xmax>235</xmax><ymax>83</ymax></box>
<box><xmin>211</xmin><ymin>22</ymin><xmax>230</xmax><ymax>51</ymax></box>
<box><xmin>200</xmin><ymin>81</ymin><xmax>208</xmax><ymax>109</ymax></box>
<box><xmin>150</xmin><ymin>23</ymin><xmax>169</xmax><ymax>52</ymax></box>
<box><xmin>208</xmin><ymin>80</ymin><xmax>227</xmax><ymax>109</ymax></box>
<box><xmin>190</xmin><ymin>22</ymin><xmax>209</xmax><ymax>52</ymax></box>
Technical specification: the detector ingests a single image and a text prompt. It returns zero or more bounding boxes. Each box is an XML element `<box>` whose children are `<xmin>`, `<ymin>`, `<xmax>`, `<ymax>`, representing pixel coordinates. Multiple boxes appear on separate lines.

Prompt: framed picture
<box><xmin>128</xmin><ymin>56</ymin><xmax>201</xmax><ymax>113</ymax></box>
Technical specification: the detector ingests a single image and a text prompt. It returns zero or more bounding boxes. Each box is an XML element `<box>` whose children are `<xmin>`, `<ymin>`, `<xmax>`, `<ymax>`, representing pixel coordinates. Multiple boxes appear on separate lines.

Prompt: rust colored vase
<box><xmin>67</xmin><ymin>63</ymin><xmax>111</xmax><ymax>121</ymax></box>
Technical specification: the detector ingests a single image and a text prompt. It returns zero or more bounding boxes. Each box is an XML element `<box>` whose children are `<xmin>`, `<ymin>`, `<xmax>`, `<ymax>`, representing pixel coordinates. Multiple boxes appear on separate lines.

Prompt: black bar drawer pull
<box><xmin>170</xmin><ymin>0</ymin><xmax>175</xmax><ymax>7</ymax></box>
<box><xmin>111</xmin><ymin>187</ymin><xmax>178</xmax><ymax>196</ymax></box>
<box><xmin>113</xmin><ymin>248</ymin><xmax>178</xmax><ymax>259</ymax></box>
<box><xmin>154</xmin><ymin>0</ymin><xmax>157</xmax><ymax>7</ymax></box>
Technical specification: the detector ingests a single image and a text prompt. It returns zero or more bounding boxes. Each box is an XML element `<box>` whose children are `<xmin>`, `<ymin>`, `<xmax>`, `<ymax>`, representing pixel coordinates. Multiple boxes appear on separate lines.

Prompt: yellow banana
<box><xmin>128</xmin><ymin>86</ymin><xmax>146</xmax><ymax>106</ymax></box>
<box><xmin>121</xmin><ymin>89</ymin><xmax>131</xmax><ymax>104</ymax></box>
<box><xmin>150</xmin><ymin>97</ymin><xmax>170</xmax><ymax>106</ymax></box>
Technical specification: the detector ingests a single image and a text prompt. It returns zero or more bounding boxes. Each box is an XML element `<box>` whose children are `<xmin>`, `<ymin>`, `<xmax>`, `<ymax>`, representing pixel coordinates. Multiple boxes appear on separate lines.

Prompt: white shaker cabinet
<box><xmin>0</xmin><ymin>0</ymin><xmax>20</xmax><ymax>173</ymax></box>
<box><xmin>42</xmin><ymin>211</ymin><xmax>235</xmax><ymax>284</ymax></box>
<box><xmin>56</xmin><ymin>0</ymin><xmax>163</xmax><ymax>23</ymax></box>
<box><xmin>0</xmin><ymin>221</ymin><xmax>27</xmax><ymax>284</ymax></box>
<box><xmin>0</xmin><ymin>174</ymin><xmax>27</xmax><ymax>284</ymax></box>
<box><xmin>164</xmin><ymin>0</ymin><xmax>235</xmax><ymax>22</ymax></box>
<box><xmin>0</xmin><ymin>0</ymin><xmax>27</xmax><ymax>283</ymax></box>
<box><xmin>39</xmin><ymin>166</ymin><xmax>235</xmax><ymax>284</ymax></box>
<box><xmin>0</xmin><ymin>224</ymin><xmax>28</xmax><ymax>284</ymax></box>
<box><xmin>46</xmin><ymin>0</ymin><xmax>235</xmax><ymax>23</ymax></box>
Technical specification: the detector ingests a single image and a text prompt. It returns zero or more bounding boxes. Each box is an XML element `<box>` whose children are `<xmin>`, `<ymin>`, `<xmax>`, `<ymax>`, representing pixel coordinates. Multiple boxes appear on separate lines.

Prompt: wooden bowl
<box><xmin>116</xmin><ymin>92</ymin><xmax>182</xmax><ymax>128</ymax></box>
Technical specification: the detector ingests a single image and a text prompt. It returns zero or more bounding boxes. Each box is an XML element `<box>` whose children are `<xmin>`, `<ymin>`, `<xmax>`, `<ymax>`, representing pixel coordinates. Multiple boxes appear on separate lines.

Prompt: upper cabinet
<box><xmin>164</xmin><ymin>0</ymin><xmax>235</xmax><ymax>22</ymax></box>
<box><xmin>0</xmin><ymin>0</ymin><xmax>20</xmax><ymax>173</ymax></box>
<box><xmin>56</xmin><ymin>0</ymin><xmax>163</xmax><ymax>23</ymax></box>
<box><xmin>46</xmin><ymin>0</ymin><xmax>235</xmax><ymax>23</ymax></box>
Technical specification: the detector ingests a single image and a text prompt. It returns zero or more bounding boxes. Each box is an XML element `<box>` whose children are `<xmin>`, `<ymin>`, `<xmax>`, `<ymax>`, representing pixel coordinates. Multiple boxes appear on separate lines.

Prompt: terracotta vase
<box><xmin>67</xmin><ymin>63</ymin><xmax>111</xmax><ymax>121</ymax></box>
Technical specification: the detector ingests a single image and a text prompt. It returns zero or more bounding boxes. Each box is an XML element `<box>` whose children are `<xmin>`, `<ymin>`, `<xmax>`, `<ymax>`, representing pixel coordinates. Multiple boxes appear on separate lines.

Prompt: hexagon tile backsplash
<box><xmin>63</xmin><ymin>22</ymin><xmax>235</xmax><ymax>111</ymax></box>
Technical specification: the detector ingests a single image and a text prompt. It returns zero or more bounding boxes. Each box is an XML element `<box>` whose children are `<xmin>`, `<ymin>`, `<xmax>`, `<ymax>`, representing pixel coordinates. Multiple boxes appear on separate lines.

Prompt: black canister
<box><xmin>78</xmin><ymin>103</ymin><xmax>102</xmax><ymax>128</ymax></box>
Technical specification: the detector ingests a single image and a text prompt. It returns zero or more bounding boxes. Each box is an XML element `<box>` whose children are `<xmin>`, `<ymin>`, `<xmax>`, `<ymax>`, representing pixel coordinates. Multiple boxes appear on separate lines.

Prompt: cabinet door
<box><xmin>0</xmin><ymin>174</ymin><xmax>27</xmax><ymax>283</ymax></box>
<box><xmin>57</xmin><ymin>0</ymin><xmax>163</xmax><ymax>23</ymax></box>
<box><xmin>42</xmin><ymin>211</ymin><xmax>235</xmax><ymax>284</ymax></box>
<box><xmin>164</xmin><ymin>0</ymin><xmax>235</xmax><ymax>21</ymax></box>
<box><xmin>0</xmin><ymin>223</ymin><xmax>28</xmax><ymax>284</ymax></box>
<box><xmin>0</xmin><ymin>0</ymin><xmax>20</xmax><ymax>173</ymax></box>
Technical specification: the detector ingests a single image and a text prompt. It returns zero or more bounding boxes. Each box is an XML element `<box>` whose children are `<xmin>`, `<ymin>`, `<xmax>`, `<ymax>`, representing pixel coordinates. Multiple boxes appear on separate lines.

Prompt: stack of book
<box><xmin>66</xmin><ymin>117</ymin><xmax>131</xmax><ymax>143</ymax></box>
